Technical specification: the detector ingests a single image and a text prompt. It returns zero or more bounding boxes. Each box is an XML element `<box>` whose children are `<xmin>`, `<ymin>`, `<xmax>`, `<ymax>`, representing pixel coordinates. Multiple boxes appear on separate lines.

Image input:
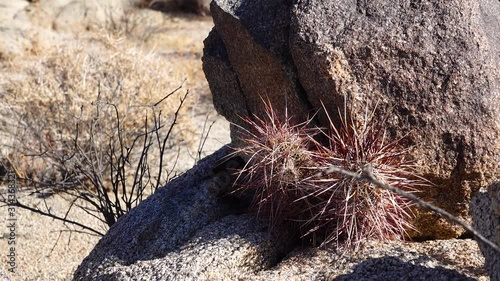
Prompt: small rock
<box><xmin>472</xmin><ymin>182</ymin><xmax>500</xmax><ymax>281</ymax></box>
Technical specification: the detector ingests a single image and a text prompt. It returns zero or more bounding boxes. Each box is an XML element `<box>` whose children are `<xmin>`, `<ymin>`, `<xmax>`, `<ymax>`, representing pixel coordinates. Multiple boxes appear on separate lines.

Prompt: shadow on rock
<box><xmin>336</xmin><ymin>256</ymin><xmax>475</xmax><ymax>281</ymax></box>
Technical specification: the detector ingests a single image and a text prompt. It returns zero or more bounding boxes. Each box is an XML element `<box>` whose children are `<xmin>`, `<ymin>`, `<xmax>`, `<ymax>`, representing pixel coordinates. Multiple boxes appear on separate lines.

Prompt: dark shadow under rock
<box><xmin>335</xmin><ymin>256</ymin><xmax>475</xmax><ymax>281</ymax></box>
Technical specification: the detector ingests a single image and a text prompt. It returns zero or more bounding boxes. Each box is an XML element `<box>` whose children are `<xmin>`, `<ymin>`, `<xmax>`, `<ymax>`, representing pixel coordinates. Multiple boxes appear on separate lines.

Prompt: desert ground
<box><xmin>0</xmin><ymin>1</ymin><xmax>230</xmax><ymax>280</ymax></box>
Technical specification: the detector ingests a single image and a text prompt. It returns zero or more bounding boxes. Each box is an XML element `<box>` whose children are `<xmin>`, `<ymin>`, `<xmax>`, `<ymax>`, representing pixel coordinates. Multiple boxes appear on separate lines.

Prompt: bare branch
<box><xmin>13</xmin><ymin>201</ymin><xmax>105</xmax><ymax>236</ymax></box>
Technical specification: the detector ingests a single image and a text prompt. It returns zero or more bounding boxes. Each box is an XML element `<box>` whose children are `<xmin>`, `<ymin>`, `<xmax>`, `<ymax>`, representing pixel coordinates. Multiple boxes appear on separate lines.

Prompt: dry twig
<box><xmin>317</xmin><ymin>164</ymin><xmax>500</xmax><ymax>253</ymax></box>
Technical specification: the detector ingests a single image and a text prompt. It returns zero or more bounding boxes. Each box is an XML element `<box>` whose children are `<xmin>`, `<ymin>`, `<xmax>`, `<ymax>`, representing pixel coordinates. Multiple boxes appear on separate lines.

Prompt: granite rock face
<box><xmin>74</xmin><ymin>147</ymin><xmax>489</xmax><ymax>280</ymax></box>
<box><xmin>202</xmin><ymin>0</ymin><xmax>500</xmax><ymax>239</ymax></box>
<box><xmin>73</xmin><ymin>1</ymin><xmax>499</xmax><ymax>279</ymax></box>
<box><xmin>73</xmin><ymin>147</ymin><xmax>292</xmax><ymax>280</ymax></box>
<box><xmin>472</xmin><ymin>182</ymin><xmax>500</xmax><ymax>281</ymax></box>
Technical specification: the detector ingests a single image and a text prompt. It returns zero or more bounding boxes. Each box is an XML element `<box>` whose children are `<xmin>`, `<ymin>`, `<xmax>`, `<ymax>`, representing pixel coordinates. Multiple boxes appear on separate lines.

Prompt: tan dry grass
<box><xmin>0</xmin><ymin>32</ymin><xmax>197</xmax><ymax>185</ymax></box>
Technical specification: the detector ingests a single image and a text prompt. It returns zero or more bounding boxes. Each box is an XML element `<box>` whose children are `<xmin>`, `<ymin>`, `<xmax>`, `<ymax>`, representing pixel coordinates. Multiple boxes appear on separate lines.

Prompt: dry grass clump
<box><xmin>0</xmin><ymin>33</ymin><xmax>196</xmax><ymax>188</ymax></box>
<box><xmin>234</xmin><ymin>100</ymin><xmax>428</xmax><ymax>250</ymax></box>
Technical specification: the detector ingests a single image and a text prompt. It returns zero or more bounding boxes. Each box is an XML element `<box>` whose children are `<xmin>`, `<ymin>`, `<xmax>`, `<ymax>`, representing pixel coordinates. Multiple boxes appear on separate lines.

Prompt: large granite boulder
<box><xmin>73</xmin><ymin>0</ymin><xmax>499</xmax><ymax>279</ymax></box>
<box><xmin>73</xmin><ymin>146</ymin><xmax>489</xmax><ymax>280</ymax></box>
<box><xmin>202</xmin><ymin>0</ymin><xmax>500</xmax><ymax>239</ymax></box>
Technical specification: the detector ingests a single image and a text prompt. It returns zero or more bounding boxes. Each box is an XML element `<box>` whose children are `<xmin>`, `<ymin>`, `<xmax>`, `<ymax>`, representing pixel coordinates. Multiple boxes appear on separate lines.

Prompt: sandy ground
<box><xmin>0</xmin><ymin>1</ymin><xmax>231</xmax><ymax>280</ymax></box>
<box><xmin>0</xmin><ymin>186</ymin><xmax>106</xmax><ymax>280</ymax></box>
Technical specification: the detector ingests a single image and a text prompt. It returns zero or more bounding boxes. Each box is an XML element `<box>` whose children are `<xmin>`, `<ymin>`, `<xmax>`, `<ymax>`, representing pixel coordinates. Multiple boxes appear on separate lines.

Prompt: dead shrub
<box><xmin>0</xmin><ymin>34</ymin><xmax>198</xmax><ymax>232</ymax></box>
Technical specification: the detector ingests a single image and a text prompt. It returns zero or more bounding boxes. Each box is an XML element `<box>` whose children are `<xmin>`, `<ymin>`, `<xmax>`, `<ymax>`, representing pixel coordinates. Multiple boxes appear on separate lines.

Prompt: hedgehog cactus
<box><xmin>233</xmin><ymin>100</ymin><xmax>427</xmax><ymax>250</ymax></box>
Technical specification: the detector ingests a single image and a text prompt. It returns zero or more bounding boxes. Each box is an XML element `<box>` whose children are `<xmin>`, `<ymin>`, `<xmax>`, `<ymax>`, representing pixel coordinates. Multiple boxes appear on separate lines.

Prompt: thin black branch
<box><xmin>155</xmin><ymin>90</ymin><xmax>189</xmax><ymax>189</ymax></box>
<box><xmin>195</xmin><ymin>114</ymin><xmax>216</xmax><ymax>164</ymax></box>
<box><xmin>13</xmin><ymin>201</ymin><xmax>105</xmax><ymax>236</ymax></box>
<box><xmin>153</xmin><ymin>82</ymin><xmax>184</xmax><ymax>107</ymax></box>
